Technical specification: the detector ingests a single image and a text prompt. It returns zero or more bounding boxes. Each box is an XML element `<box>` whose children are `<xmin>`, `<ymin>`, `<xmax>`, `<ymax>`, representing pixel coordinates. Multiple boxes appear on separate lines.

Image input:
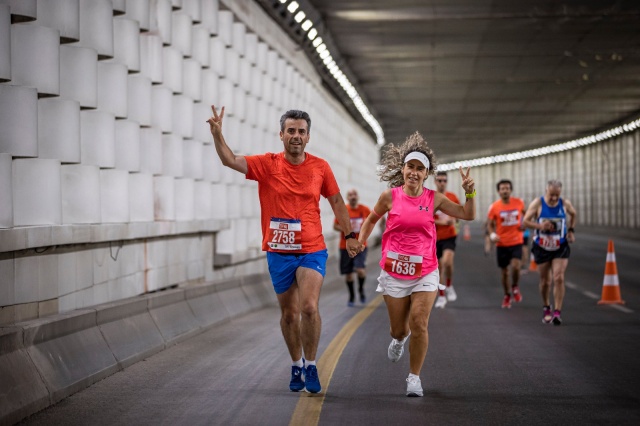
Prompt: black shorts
<box><xmin>523</xmin><ymin>235</ymin><xmax>529</xmax><ymax>245</ymax></box>
<box><xmin>532</xmin><ymin>242</ymin><xmax>570</xmax><ymax>264</ymax></box>
<box><xmin>436</xmin><ymin>236</ymin><xmax>457</xmax><ymax>259</ymax></box>
<box><xmin>339</xmin><ymin>247</ymin><xmax>368</xmax><ymax>274</ymax></box>
<box><xmin>496</xmin><ymin>245</ymin><xmax>523</xmax><ymax>268</ymax></box>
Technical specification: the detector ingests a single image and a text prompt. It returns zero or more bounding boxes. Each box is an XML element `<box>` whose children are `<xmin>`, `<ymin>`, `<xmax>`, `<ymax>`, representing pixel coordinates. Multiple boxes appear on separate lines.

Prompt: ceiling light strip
<box><xmin>280</xmin><ymin>0</ymin><xmax>385</xmax><ymax>145</ymax></box>
<box><xmin>438</xmin><ymin>117</ymin><xmax>640</xmax><ymax>171</ymax></box>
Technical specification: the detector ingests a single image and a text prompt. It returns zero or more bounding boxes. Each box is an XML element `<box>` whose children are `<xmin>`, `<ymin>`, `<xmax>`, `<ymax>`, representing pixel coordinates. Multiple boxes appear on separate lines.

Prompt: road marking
<box><xmin>289</xmin><ymin>295</ymin><xmax>384</xmax><ymax>426</ymax></box>
<box><xmin>566</xmin><ymin>281</ymin><xmax>634</xmax><ymax>313</ymax></box>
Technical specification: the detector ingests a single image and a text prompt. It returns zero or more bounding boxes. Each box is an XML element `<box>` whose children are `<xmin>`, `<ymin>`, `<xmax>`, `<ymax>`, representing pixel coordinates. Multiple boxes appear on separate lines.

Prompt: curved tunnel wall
<box><xmin>0</xmin><ymin>0</ymin><xmax>383</xmax><ymax>325</ymax></box>
<box><xmin>436</xmin><ymin>130</ymin><xmax>639</xmax><ymax>230</ymax></box>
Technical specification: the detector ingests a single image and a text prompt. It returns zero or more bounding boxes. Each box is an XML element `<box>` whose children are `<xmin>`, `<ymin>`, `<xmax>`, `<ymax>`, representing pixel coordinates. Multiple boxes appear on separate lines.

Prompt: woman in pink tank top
<box><xmin>357</xmin><ymin>131</ymin><xmax>476</xmax><ymax>397</ymax></box>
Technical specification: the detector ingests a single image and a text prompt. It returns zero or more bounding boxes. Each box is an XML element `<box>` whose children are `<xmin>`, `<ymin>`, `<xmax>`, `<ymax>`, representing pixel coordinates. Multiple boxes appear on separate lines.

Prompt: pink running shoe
<box><xmin>512</xmin><ymin>286</ymin><xmax>522</xmax><ymax>303</ymax></box>
<box><xmin>542</xmin><ymin>306</ymin><xmax>553</xmax><ymax>324</ymax></box>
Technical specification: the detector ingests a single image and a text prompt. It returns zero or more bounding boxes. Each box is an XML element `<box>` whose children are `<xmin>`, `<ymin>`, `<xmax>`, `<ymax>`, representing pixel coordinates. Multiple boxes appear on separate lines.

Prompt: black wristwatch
<box><xmin>344</xmin><ymin>232</ymin><xmax>357</xmax><ymax>240</ymax></box>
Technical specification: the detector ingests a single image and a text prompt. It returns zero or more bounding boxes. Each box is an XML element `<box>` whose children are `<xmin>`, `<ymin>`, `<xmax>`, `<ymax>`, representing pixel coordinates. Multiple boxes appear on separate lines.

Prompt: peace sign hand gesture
<box><xmin>206</xmin><ymin>105</ymin><xmax>225</xmax><ymax>137</ymax></box>
<box><xmin>459</xmin><ymin>166</ymin><xmax>475</xmax><ymax>195</ymax></box>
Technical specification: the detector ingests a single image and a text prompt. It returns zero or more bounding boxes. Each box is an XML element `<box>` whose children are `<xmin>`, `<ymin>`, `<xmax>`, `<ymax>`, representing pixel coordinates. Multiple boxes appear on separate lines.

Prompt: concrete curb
<box><xmin>0</xmin><ymin>274</ymin><xmax>278</xmax><ymax>425</ymax></box>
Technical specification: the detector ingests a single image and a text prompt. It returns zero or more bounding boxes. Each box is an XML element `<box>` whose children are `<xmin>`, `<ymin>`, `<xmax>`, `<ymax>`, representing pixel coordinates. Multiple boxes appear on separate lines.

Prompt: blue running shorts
<box><xmin>266</xmin><ymin>249</ymin><xmax>328</xmax><ymax>294</ymax></box>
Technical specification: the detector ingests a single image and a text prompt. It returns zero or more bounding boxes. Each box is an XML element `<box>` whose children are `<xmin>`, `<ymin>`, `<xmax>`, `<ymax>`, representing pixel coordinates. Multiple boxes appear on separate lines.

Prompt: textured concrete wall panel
<box><xmin>0</xmin><ymin>85</ymin><xmax>37</xmax><ymax>157</ymax></box>
<box><xmin>139</xmin><ymin>33</ymin><xmax>163</xmax><ymax>84</ymax></box>
<box><xmin>35</xmin><ymin>0</ymin><xmax>80</xmax><ymax>42</ymax></box>
<box><xmin>127</xmin><ymin>74</ymin><xmax>152</xmax><ymax>126</ymax></box>
<box><xmin>61</xmin><ymin>164</ymin><xmax>100</xmax><ymax>224</ymax></box>
<box><xmin>76</xmin><ymin>0</ymin><xmax>113</xmax><ymax>58</ymax></box>
<box><xmin>97</xmin><ymin>62</ymin><xmax>128</xmax><ymax>118</ymax></box>
<box><xmin>59</xmin><ymin>45</ymin><xmax>97</xmax><ymax>108</ymax></box>
<box><xmin>12</xmin><ymin>159</ymin><xmax>62</xmax><ymax>226</ymax></box>
<box><xmin>80</xmin><ymin>110</ymin><xmax>115</xmax><ymax>168</ymax></box>
<box><xmin>11</xmin><ymin>23</ymin><xmax>59</xmax><ymax>96</ymax></box>
<box><xmin>112</xmin><ymin>17</ymin><xmax>140</xmax><ymax>71</ymax></box>
<box><xmin>0</xmin><ymin>153</ymin><xmax>13</xmax><ymax>228</ymax></box>
<box><xmin>37</xmin><ymin>98</ymin><xmax>81</xmax><ymax>163</ymax></box>
<box><xmin>114</xmin><ymin>119</ymin><xmax>141</xmax><ymax>172</ymax></box>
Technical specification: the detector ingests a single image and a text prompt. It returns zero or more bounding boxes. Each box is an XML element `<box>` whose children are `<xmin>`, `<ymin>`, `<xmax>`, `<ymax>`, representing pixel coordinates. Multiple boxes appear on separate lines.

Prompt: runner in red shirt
<box><xmin>334</xmin><ymin>188</ymin><xmax>371</xmax><ymax>306</ymax></box>
<box><xmin>433</xmin><ymin>171</ymin><xmax>461</xmax><ymax>309</ymax></box>
<box><xmin>208</xmin><ymin>106</ymin><xmax>362</xmax><ymax>394</ymax></box>
<box><xmin>487</xmin><ymin>179</ymin><xmax>526</xmax><ymax>309</ymax></box>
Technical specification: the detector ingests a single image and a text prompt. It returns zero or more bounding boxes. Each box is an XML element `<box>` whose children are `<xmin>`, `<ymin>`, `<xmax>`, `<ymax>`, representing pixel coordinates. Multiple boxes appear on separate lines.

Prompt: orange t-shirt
<box><xmin>334</xmin><ymin>204</ymin><xmax>371</xmax><ymax>249</ymax></box>
<box><xmin>487</xmin><ymin>197</ymin><xmax>525</xmax><ymax>247</ymax></box>
<box><xmin>435</xmin><ymin>191</ymin><xmax>460</xmax><ymax>240</ymax></box>
<box><xmin>245</xmin><ymin>152</ymin><xmax>340</xmax><ymax>253</ymax></box>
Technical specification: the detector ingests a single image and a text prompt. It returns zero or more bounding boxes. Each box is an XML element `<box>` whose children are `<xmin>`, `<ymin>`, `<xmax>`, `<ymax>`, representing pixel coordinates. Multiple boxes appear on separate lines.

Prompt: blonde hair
<box><xmin>378</xmin><ymin>131</ymin><xmax>437</xmax><ymax>188</ymax></box>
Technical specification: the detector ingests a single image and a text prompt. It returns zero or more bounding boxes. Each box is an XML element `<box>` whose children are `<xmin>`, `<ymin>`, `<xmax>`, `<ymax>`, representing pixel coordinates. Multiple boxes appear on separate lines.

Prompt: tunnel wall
<box><xmin>0</xmin><ymin>0</ymin><xmax>383</xmax><ymax>325</ymax></box>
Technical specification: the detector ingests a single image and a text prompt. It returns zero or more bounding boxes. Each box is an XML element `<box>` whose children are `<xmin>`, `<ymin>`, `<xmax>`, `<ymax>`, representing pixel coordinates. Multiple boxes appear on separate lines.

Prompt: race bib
<box><xmin>500</xmin><ymin>210</ymin><xmax>520</xmax><ymax>226</ymax></box>
<box><xmin>539</xmin><ymin>234</ymin><xmax>560</xmax><ymax>251</ymax></box>
<box><xmin>268</xmin><ymin>218</ymin><xmax>302</xmax><ymax>250</ymax></box>
<box><xmin>350</xmin><ymin>217</ymin><xmax>364</xmax><ymax>233</ymax></box>
<box><xmin>383</xmin><ymin>251</ymin><xmax>423</xmax><ymax>277</ymax></box>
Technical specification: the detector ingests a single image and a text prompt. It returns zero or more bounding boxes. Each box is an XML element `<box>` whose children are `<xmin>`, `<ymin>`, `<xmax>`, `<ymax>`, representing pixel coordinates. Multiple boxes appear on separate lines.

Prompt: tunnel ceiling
<box><xmin>299</xmin><ymin>0</ymin><xmax>640</xmax><ymax>162</ymax></box>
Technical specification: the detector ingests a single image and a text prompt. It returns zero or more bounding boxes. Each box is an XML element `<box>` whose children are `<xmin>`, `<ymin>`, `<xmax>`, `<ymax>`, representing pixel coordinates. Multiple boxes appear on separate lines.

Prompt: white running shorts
<box><xmin>376</xmin><ymin>269</ymin><xmax>443</xmax><ymax>298</ymax></box>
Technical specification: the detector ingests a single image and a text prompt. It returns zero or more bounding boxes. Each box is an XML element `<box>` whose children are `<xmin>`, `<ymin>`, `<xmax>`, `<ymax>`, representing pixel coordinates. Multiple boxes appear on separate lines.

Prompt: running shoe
<box><xmin>289</xmin><ymin>361</ymin><xmax>305</xmax><ymax>392</ymax></box>
<box><xmin>406</xmin><ymin>375</ymin><xmax>423</xmax><ymax>397</ymax></box>
<box><xmin>360</xmin><ymin>293</ymin><xmax>366</xmax><ymax>304</ymax></box>
<box><xmin>552</xmin><ymin>310</ymin><xmax>562</xmax><ymax>326</ymax></box>
<box><xmin>501</xmin><ymin>294</ymin><xmax>512</xmax><ymax>309</ymax></box>
<box><xmin>445</xmin><ymin>285</ymin><xmax>458</xmax><ymax>302</ymax></box>
<box><xmin>347</xmin><ymin>301</ymin><xmax>355</xmax><ymax>307</ymax></box>
<box><xmin>512</xmin><ymin>286</ymin><xmax>522</xmax><ymax>303</ymax></box>
<box><xmin>304</xmin><ymin>365</ymin><xmax>321</xmax><ymax>393</ymax></box>
<box><xmin>542</xmin><ymin>306</ymin><xmax>553</xmax><ymax>324</ymax></box>
<box><xmin>388</xmin><ymin>332</ymin><xmax>410</xmax><ymax>362</ymax></box>
<box><xmin>434</xmin><ymin>295</ymin><xmax>447</xmax><ymax>309</ymax></box>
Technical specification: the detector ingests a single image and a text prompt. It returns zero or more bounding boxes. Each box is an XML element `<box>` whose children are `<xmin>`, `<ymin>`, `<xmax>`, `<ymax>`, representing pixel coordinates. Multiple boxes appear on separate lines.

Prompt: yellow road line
<box><xmin>289</xmin><ymin>295</ymin><xmax>384</xmax><ymax>426</ymax></box>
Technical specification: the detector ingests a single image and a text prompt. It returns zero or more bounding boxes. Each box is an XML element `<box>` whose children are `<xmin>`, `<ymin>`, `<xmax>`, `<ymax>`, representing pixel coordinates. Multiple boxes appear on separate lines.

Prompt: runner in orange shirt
<box><xmin>433</xmin><ymin>171</ymin><xmax>461</xmax><ymax>309</ymax></box>
<box><xmin>208</xmin><ymin>106</ymin><xmax>362</xmax><ymax>394</ymax></box>
<box><xmin>334</xmin><ymin>188</ymin><xmax>371</xmax><ymax>306</ymax></box>
<box><xmin>487</xmin><ymin>179</ymin><xmax>526</xmax><ymax>309</ymax></box>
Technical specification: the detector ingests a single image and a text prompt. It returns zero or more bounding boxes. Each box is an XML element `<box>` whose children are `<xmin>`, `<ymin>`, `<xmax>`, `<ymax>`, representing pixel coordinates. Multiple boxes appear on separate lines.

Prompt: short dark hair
<box><xmin>436</xmin><ymin>171</ymin><xmax>447</xmax><ymax>177</ymax></box>
<box><xmin>496</xmin><ymin>179</ymin><xmax>512</xmax><ymax>192</ymax></box>
<box><xmin>280</xmin><ymin>110</ymin><xmax>311</xmax><ymax>133</ymax></box>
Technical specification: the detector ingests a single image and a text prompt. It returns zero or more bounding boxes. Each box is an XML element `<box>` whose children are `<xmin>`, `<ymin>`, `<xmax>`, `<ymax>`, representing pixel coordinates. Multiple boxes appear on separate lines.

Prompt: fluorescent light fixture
<box><xmin>301</xmin><ymin>19</ymin><xmax>313</xmax><ymax>31</ymax></box>
<box><xmin>294</xmin><ymin>11</ymin><xmax>306</xmax><ymax>22</ymax></box>
<box><xmin>287</xmin><ymin>1</ymin><xmax>299</xmax><ymax>13</ymax></box>
<box><xmin>307</xmin><ymin>28</ymin><xmax>318</xmax><ymax>40</ymax></box>
<box><xmin>438</xmin><ymin>116</ymin><xmax>640</xmax><ymax>171</ymax></box>
<box><xmin>279</xmin><ymin>0</ymin><xmax>287</xmax><ymax>3</ymax></box>
<box><xmin>312</xmin><ymin>37</ymin><xmax>323</xmax><ymax>47</ymax></box>
<box><xmin>315</xmin><ymin>43</ymin><xmax>327</xmax><ymax>54</ymax></box>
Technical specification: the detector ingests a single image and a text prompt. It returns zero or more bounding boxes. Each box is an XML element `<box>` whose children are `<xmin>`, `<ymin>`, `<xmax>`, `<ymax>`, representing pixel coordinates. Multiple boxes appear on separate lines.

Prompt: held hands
<box><xmin>459</xmin><ymin>166</ymin><xmax>475</xmax><ymax>195</ymax></box>
<box><xmin>206</xmin><ymin>105</ymin><xmax>225</xmax><ymax>136</ymax></box>
<box><xmin>346</xmin><ymin>238</ymin><xmax>364</xmax><ymax>258</ymax></box>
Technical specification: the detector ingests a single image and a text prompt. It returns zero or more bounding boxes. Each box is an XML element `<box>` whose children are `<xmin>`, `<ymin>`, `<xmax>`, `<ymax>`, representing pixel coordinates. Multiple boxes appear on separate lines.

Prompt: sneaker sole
<box><xmin>406</xmin><ymin>392</ymin><xmax>423</xmax><ymax>397</ymax></box>
<box><xmin>304</xmin><ymin>387</ymin><xmax>322</xmax><ymax>394</ymax></box>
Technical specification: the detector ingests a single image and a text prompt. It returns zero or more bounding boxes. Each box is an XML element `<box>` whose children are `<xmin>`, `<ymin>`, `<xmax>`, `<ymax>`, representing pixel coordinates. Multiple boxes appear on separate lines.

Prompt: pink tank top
<box><xmin>379</xmin><ymin>186</ymin><xmax>438</xmax><ymax>279</ymax></box>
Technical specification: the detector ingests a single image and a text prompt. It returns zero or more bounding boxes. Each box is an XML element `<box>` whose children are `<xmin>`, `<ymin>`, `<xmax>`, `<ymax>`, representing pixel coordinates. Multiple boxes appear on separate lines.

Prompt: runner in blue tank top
<box><xmin>523</xmin><ymin>180</ymin><xmax>577</xmax><ymax>325</ymax></box>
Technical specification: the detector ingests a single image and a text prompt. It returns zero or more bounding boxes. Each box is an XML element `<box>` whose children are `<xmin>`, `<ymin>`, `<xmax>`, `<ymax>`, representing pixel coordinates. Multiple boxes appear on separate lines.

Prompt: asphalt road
<box><xmin>20</xmin><ymin>226</ymin><xmax>640</xmax><ymax>426</ymax></box>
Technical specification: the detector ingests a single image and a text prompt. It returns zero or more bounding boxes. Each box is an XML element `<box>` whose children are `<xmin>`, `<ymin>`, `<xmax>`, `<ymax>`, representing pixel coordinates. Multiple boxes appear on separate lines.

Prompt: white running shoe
<box><xmin>445</xmin><ymin>285</ymin><xmax>457</xmax><ymax>302</ymax></box>
<box><xmin>406</xmin><ymin>375</ymin><xmax>423</xmax><ymax>397</ymax></box>
<box><xmin>387</xmin><ymin>332</ymin><xmax>410</xmax><ymax>362</ymax></box>
<box><xmin>434</xmin><ymin>295</ymin><xmax>447</xmax><ymax>309</ymax></box>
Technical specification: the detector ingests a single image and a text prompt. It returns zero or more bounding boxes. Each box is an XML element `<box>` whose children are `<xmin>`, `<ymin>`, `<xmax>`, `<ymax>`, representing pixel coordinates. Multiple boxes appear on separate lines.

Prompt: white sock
<box><xmin>306</xmin><ymin>360</ymin><xmax>316</xmax><ymax>366</ymax></box>
<box><xmin>293</xmin><ymin>358</ymin><xmax>304</xmax><ymax>368</ymax></box>
<box><xmin>408</xmin><ymin>373</ymin><xmax>419</xmax><ymax>380</ymax></box>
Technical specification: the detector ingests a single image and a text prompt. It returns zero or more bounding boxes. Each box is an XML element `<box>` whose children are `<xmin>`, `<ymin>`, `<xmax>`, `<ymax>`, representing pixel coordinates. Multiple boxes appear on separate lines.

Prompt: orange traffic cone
<box><xmin>463</xmin><ymin>224</ymin><xmax>471</xmax><ymax>241</ymax></box>
<box><xmin>598</xmin><ymin>240</ymin><xmax>625</xmax><ymax>305</ymax></box>
<box><xmin>528</xmin><ymin>253</ymin><xmax>537</xmax><ymax>271</ymax></box>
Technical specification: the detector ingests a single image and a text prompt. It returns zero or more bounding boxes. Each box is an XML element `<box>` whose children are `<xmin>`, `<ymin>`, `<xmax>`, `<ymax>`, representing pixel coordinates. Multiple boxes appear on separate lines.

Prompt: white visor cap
<box><xmin>404</xmin><ymin>151</ymin><xmax>430</xmax><ymax>170</ymax></box>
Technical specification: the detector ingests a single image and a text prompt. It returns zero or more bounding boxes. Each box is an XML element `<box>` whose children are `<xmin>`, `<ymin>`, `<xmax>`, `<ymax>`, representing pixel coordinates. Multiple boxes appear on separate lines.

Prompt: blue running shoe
<box><xmin>304</xmin><ymin>365</ymin><xmax>321</xmax><ymax>393</ymax></box>
<box><xmin>289</xmin><ymin>361</ymin><xmax>305</xmax><ymax>392</ymax></box>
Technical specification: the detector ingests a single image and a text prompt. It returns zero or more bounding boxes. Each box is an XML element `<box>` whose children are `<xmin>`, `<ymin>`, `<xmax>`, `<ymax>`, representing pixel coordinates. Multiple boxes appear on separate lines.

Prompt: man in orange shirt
<box><xmin>208</xmin><ymin>106</ymin><xmax>361</xmax><ymax>394</ymax></box>
<box><xmin>334</xmin><ymin>188</ymin><xmax>371</xmax><ymax>306</ymax></box>
<box><xmin>487</xmin><ymin>179</ymin><xmax>526</xmax><ymax>309</ymax></box>
<box><xmin>433</xmin><ymin>171</ymin><xmax>461</xmax><ymax>309</ymax></box>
